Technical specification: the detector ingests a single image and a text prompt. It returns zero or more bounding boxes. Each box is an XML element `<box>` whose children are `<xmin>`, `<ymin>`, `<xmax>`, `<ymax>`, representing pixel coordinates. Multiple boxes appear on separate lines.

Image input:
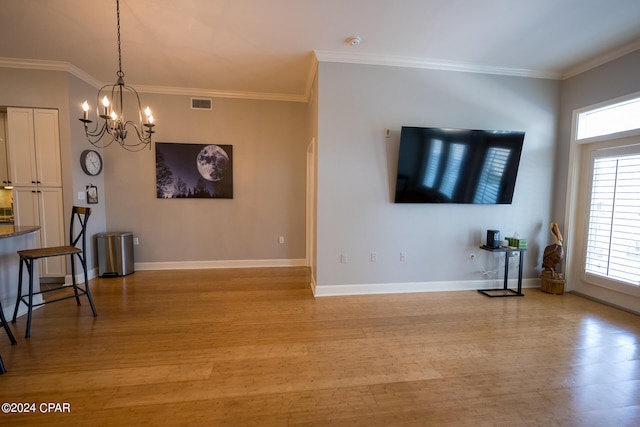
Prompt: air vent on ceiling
<box><xmin>191</xmin><ymin>98</ymin><xmax>212</xmax><ymax>110</ymax></box>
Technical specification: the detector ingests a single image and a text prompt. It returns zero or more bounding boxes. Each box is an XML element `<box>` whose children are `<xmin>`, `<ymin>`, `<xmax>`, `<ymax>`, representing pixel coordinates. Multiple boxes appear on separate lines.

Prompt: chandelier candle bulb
<box><xmin>102</xmin><ymin>96</ymin><xmax>110</xmax><ymax>117</ymax></box>
<box><xmin>82</xmin><ymin>101</ymin><xmax>89</xmax><ymax>120</ymax></box>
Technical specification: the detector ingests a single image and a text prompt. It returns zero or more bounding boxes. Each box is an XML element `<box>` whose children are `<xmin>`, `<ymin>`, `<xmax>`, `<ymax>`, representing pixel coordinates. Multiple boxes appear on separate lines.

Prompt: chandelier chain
<box><xmin>116</xmin><ymin>0</ymin><xmax>123</xmax><ymax>77</ymax></box>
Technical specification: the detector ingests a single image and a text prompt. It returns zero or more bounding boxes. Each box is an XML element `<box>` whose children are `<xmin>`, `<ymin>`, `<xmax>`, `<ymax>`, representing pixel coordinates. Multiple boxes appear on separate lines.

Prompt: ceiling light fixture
<box><xmin>79</xmin><ymin>0</ymin><xmax>155</xmax><ymax>151</ymax></box>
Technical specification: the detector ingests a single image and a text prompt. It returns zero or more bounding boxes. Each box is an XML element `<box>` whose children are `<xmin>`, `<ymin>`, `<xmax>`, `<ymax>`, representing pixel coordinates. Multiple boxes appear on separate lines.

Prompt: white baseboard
<box><xmin>134</xmin><ymin>258</ymin><xmax>307</xmax><ymax>271</ymax></box>
<box><xmin>65</xmin><ymin>267</ymin><xmax>98</xmax><ymax>285</ymax></box>
<box><xmin>2</xmin><ymin>294</ymin><xmax>44</xmax><ymax>320</ymax></box>
<box><xmin>313</xmin><ymin>278</ymin><xmax>541</xmax><ymax>297</ymax></box>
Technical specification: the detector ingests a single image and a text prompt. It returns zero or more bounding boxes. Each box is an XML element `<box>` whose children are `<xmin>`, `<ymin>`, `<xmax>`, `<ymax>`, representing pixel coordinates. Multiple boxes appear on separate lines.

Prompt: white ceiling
<box><xmin>1</xmin><ymin>0</ymin><xmax>640</xmax><ymax>101</ymax></box>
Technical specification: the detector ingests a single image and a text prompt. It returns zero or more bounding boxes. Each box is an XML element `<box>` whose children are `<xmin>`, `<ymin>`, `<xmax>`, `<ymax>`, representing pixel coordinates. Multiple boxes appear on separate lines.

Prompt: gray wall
<box><xmin>555</xmin><ymin>49</ymin><xmax>640</xmax><ymax>311</ymax></box>
<box><xmin>103</xmin><ymin>94</ymin><xmax>308</xmax><ymax>266</ymax></box>
<box><xmin>553</xmin><ymin>49</ymin><xmax>640</xmax><ymax>226</ymax></box>
<box><xmin>0</xmin><ymin>67</ymin><xmax>309</xmax><ymax>274</ymax></box>
<box><xmin>315</xmin><ymin>62</ymin><xmax>561</xmax><ymax>294</ymax></box>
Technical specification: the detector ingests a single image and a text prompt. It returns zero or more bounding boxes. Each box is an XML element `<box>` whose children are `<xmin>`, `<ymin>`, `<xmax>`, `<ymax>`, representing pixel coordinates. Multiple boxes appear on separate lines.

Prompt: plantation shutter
<box><xmin>585</xmin><ymin>153</ymin><xmax>640</xmax><ymax>286</ymax></box>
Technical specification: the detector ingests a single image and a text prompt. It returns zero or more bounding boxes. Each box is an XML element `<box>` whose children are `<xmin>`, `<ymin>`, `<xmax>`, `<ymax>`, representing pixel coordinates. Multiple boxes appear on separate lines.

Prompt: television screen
<box><xmin>394</xmin><ymin>126</ymin><xmax>524</xmax><ymax>204</ymax></box>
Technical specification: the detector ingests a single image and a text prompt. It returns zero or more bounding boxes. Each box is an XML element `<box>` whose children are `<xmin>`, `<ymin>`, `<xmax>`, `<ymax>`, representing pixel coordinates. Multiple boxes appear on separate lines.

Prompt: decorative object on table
<box><xmin>156</xmin><ymin>142</ymin><xmax>233</xmax><ymax>199</ymax></box>
<box><xmin>541</xmin><ymin>222</ymin><xmax>566</xmax><ymax>294</ymax></box>
<box><xmin>78</xmin><ymin>0</ymin><xmax>155</xmax><ymax>151</ymax></box>
<box><xmin>486</xmin><ymin>230</ymin><xmax>500</xmax><ymax>248</ymax></box>
<box><xmin>80</xmin><ymin>149</ymin><xmax>103</xmax><ymax>176</ymax></box>
<box><xmin>86</xmin><ymin>184</ymin><xmax>98</xmax><ymax>204</ymax></box>
<box><xmin>506</xmin><ymin>236</ymin><xmax>528</xmax><ymax>249</ymax></box>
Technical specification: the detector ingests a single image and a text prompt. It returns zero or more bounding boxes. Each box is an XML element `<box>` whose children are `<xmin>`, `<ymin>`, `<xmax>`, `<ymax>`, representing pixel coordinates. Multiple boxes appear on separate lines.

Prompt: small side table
<box><xmin>477</xmin><ymin>246</ymin><xmax>526</xmax><ymax>297</ymax></box>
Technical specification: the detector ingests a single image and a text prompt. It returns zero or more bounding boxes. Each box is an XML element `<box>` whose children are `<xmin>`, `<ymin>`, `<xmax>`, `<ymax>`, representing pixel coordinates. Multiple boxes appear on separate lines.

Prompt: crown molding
<box><xmin>313</xmin><ymin>50</ymin><xmax>562</xmax><ymax>80</ymax></box>
<box><xmin>562</xmin><ymin>38</ymin><xmax>640</xmax><ymax>80</ymax></box>
<box><xmin>133</xmin><ymin>84</ymin><xmax>307</xmax><ymax>103</ymax></box>
<box><xmin>0</xmin><ymin>57</ymin><xmax>309</xmax><ymax>103</ymax></box>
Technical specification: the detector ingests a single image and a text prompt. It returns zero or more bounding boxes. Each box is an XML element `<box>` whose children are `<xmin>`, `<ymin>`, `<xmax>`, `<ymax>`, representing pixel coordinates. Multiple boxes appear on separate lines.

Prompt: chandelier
<box><xmin>79</xmin><ymin>0</ymin><xmax>155</xmax><ymax>151</ymax></box>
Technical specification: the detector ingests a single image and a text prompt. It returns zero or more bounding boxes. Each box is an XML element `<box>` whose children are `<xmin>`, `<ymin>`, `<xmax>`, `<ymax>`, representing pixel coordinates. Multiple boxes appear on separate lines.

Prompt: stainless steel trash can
<box><xmin>97</xmin><ymin>232</ymin><xmax>134</xmax><ymax>277</ymax></box>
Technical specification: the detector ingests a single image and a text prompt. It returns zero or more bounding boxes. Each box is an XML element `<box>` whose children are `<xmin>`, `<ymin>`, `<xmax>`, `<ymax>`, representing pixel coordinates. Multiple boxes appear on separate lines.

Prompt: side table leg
<box><xmin>518</xmin><ymin>250</ymin><xmax>524</xmax><ymax>295</ymax></box>
<box><xmin>503</xmin><ymin>252</ymin><xmax>509</xmax><ymax>290</ymax></box>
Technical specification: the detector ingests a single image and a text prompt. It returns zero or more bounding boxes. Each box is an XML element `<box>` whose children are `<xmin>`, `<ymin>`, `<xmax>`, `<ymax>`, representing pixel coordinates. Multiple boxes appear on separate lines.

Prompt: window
<box><xmin>585</xmin><ymin>152</ymin><xmax>640</xmax><ymax>286</ymax></box>
<box><xmin>577</xmin><ymin>96</ymin><xmax>640</xmax><ymax>140</ymax></box>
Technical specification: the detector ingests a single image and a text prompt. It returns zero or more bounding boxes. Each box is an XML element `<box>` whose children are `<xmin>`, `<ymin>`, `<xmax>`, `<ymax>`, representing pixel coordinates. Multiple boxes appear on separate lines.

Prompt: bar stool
<box><xmin>12</xmin><ymin>206</ymin><xmax>97</xmax><ymax>338</ymax></box>
<box><xmin>1</xmin><ymin>298</ymin><xmax>17</xmax><ymax>374</ymax></box>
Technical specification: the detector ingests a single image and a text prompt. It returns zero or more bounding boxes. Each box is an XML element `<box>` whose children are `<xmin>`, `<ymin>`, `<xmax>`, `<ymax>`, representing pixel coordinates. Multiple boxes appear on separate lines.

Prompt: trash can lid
<box><xmin>97</xmin><ymin>231</ymin><xmax>134</xmax><ymax>237</ymax></box>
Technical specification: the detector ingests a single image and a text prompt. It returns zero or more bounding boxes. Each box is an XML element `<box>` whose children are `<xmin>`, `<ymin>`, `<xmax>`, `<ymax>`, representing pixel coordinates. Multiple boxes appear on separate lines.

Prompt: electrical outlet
<box><xmin>400</xmin><ymin>252</ymin><xmax>407</xmax><ymax>262</ymax></box>
<box><xmin>279</xmin><ymin>236</ymin><xmax>285</xmax><ymax>244</ymax></box>
<box><xmin>78</xmin><ymin>191</ymin><xmax>85</xmax><ymax>201</ymax></box>
<box><xmin>340</xmin><ymin>254</ymin><xmax>348</xmax><ymax>264</ymax></box>
<box><xmin>133</xmin><ymin>237</ymin><xmax>140</xmax><ymax>245</ymax></box>
<box><xmin>370</xmin><ymin>252</ymin><xmax>377</xmax><ymax>262</ymax></box>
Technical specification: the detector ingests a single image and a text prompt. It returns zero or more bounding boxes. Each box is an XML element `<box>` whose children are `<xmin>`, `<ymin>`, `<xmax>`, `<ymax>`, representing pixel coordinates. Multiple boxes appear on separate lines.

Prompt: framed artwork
<box><xmin>86</xmin><ymin>184</ymin><xmax>98</xmax><ymax>204</ymax></box>
<box><xmin>156</xmin><ymin>142</ymin><xmax>233</xmax><ymax>199</ymax></box>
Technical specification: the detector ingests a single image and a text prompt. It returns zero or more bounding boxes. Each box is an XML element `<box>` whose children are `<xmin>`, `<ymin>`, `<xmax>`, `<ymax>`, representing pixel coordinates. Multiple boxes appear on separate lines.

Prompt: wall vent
<box><xmin>191</xmin><ymin>98</ymin><xmax>212</xmax><ymax>110</ymax></box>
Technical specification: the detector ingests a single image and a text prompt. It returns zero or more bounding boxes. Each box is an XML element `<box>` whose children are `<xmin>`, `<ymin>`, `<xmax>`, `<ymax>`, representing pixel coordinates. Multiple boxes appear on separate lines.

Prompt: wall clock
<box><xmin>80</xmin><ymin>150</ymin><xmax>103</xmax><ymax>176</ymax></box>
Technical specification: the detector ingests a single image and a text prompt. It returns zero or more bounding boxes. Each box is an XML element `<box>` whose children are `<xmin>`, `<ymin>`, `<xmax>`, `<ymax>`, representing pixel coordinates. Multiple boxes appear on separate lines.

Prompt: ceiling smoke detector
<box><xmin>346</xmin><ymin>36</ymin><xmax>361</xmax><ymax>46</ymax></box>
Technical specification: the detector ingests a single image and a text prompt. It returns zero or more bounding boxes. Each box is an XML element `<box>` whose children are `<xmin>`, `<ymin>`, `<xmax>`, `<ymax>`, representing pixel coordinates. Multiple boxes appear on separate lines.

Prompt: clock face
<box><xmin>81</xmin><ymin>150</ymin><xmax>103</xmax><ymax>176</ymax></box>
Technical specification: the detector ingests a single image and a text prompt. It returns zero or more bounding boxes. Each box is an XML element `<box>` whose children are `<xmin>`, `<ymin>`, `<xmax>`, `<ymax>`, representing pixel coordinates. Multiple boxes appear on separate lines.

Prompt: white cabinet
<box><xmin>7</xmin><ymin>108</ymin><xmax>62</xmax><ymax>187</ymax></box>
<box><xmin>7</xmin><ymin>108</ymin><xmax>65</xmax><ymax>278</ymax></box>
<box><xmin>13</xmin><ymin>187</ymin><xmax>65</xmax><ymax>277</ymax></box>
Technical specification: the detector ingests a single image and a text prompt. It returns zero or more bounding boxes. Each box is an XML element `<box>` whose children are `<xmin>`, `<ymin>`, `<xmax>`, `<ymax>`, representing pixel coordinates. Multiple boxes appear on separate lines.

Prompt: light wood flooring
<box><xmin>1</xmin><ymin>267</ymin><xmax>639</xmax><ymax>426</ymax></box>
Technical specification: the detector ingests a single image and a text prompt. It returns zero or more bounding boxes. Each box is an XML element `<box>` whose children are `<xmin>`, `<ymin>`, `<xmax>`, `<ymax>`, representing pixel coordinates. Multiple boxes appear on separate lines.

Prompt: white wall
<box><xmin>315</xmin><ymin>62</ymin><xmax>561</xmax><ymax>295</ymax></box>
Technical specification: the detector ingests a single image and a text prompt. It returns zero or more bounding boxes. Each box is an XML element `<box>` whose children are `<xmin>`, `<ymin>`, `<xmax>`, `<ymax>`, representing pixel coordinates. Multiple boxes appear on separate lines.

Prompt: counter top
<box><xmin>0</xmin><ymin>225</ymin><xmax>41</xmax><ymax>239</ymax></box>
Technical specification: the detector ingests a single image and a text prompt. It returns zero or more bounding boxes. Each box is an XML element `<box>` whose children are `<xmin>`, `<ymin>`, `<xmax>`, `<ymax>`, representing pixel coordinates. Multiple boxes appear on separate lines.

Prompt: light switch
<box><xmin>78</xmin><ymin>191</ymin><xmax>85</xmax><ymax>201</ymax></box>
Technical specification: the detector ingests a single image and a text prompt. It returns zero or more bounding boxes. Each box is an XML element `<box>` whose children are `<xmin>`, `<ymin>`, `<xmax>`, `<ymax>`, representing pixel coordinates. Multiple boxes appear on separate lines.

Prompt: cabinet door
<box><xmin>37</xmin><ymin>187</ymin><xmax>65</xmax><ymax>277</ymax></box>
<box><xmin>33</xmin><ymin>109</ymin><xmax>62</xmax><ymax>187</ymax></box>
<box><xmin>6</xmin><ymin>108</ymin><xmax>37</xmax><ymax>187</ymax></box>
<box><xmin>0</xmin><ymin>112</ymin><xmax>10</xmax><ymax>186</ymax></box>
<box><xmin>13</xmin><ymin>187</ymin><xmax>66</xmax><ymax>278</ymax></box>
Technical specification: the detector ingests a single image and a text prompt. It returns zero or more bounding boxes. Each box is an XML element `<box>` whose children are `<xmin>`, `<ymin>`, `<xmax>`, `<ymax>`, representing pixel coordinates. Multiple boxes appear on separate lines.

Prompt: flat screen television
<box><xmin>394</xmin><ymin>126</ymin><xmax>525</xmax><ymax>204</ymax></box>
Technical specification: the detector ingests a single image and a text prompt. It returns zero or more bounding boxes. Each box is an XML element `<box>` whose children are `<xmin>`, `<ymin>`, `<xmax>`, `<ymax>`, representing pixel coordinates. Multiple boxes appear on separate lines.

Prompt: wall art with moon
<box><xmin>156</xmin><ymin>142</ymin><xmax>233</xmax><ymax>199</ymax></box>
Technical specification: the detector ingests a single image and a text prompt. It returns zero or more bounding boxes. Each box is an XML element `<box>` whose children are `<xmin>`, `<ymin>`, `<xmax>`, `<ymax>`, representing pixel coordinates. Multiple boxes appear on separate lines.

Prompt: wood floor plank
<box><xmin>1</xmin><ymin>267</ymin><xmax>639</xmax><ymax>426</ymax></box>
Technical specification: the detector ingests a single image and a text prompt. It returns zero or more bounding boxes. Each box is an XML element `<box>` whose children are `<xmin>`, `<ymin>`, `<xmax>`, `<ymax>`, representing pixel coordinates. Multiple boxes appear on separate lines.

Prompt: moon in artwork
<box><xmin>196</xmin><ymin>145</ymin><xmax>229</xmax><ymax>182</ymax></box>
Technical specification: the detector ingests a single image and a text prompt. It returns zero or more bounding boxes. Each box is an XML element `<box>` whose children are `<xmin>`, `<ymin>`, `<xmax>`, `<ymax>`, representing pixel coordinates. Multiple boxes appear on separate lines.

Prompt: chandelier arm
<box><xmin>85</xmin><ymin>125</ymin><xmax>115</xmax><ymax>148</ymax></box>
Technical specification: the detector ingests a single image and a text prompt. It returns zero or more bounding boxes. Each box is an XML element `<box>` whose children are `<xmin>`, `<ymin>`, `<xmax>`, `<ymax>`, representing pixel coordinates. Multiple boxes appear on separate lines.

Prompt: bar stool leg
<box><xmin>25</xmin><ymin>259</ymin><xmax>35</xmax><ymax>339</ymax></box>
<box><xmin>0</xmin><ymin>354</ymin><xmax>6</xmax><ymax>374</ymax></box>
<box><xmin>12</xmin><ymin>257</ymin><xmax>25</xmax><ymax>324</ymax></box>
<box><xmin>81</xmin><ymin>255</ymin><xmax>97</xmax><ymax>317</ymax></box>
<box><xmin>0</xmin><ymin>301</ymin><xmax>17</xmax><ymax>346</ymax></box>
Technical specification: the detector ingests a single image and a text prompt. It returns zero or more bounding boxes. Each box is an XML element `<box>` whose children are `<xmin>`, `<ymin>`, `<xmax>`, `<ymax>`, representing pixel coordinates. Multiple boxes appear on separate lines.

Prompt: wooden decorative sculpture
<box><xmin>541</xmin><ymin>222</ymin><xmax>565</xmax><ymax>294</ymax></box>
<box><xmin>542</xmin><ymin>222</ymin><xmax>564</xmax><ymax>277</ymax></box>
